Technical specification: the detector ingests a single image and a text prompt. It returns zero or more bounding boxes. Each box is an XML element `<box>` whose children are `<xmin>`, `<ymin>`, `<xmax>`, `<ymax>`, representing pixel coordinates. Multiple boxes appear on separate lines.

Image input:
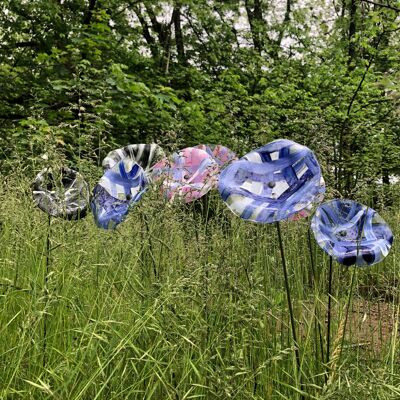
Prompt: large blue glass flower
<box><xmin>218</xmin><ymin>139</ymin><xmax>324</xmax><ymax>223</ymax></box>
<box><xmin>91</xmin><ymin>160</ymin><xmax>148</xmax><ymax>229</ymax></box>
<box><xmin>311</xmin><ymin>199</ymin><xmax>393</xmax><ymax>266</ymax></box>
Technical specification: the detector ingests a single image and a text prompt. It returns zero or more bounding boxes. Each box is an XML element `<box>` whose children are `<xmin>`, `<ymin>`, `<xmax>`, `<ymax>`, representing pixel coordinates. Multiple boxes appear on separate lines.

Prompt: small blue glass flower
<box><xmin>218</xmin><ymin>139</ymin><xmax>325</xmax><ymax>223</ymax></box>
<box><xmin>91</xmin><ymin>160</ymin><xmax>148</xmax><ymax>229</ymax></box>
<box><xmin>311</xmin><ymin>199</ymin><xmax>393</xmax><ymax>266</ymax></box>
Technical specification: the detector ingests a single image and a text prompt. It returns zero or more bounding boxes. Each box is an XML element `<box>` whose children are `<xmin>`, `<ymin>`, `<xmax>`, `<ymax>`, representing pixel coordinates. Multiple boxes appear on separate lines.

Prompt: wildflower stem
<box><xmin>307</xmin><ymin>226</ymin><xmax>325</xmax><ymax>378</ymax></box>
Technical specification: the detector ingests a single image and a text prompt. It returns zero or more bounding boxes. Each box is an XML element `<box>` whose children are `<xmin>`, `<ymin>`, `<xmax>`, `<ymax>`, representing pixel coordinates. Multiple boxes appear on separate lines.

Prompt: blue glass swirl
<box><xmin>91</xmin><ymin>160</ymin><xmax>147</xmax><ymax>229</ymax></box>
<box><xmin>218</xmin><ymin>139</ymin><xmax>325</xmax><ymax>223</ymax></box>
<box><xmin>311</xmin><ymin>199</ymin><xmax>393</xmax><ymax>266</ymax></box>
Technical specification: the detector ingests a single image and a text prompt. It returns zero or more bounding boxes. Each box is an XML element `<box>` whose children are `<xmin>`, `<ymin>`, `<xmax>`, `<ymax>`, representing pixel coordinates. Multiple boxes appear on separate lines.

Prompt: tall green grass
<box><xmin>1</xmin><ymin>172</ymin><xmax>400</xmax><ymax>399</ymax></box>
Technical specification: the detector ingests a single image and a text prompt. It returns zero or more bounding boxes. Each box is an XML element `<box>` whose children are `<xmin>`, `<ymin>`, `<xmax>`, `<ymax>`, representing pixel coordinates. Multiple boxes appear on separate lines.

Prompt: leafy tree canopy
<box><xmin>1</xmin><ymin>0</ymin><xmax>399</xmax><ymax>200</ymax></box>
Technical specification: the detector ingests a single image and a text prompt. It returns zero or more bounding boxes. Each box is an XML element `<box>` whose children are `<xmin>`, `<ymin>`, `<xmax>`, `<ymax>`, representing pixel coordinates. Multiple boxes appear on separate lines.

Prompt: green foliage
<box><xmin>0</xmin><ymin>0</ymin><xmax>399</xmax><ymax>196</ymax></box>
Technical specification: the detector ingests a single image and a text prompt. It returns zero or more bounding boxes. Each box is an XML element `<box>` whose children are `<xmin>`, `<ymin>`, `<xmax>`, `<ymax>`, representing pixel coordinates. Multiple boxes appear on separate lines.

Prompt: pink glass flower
<box><xmin>194</xmin><ymin>144</ymin><xmax>237</xmax><ymax>168</ymax></box>
<box><xmin>152</xmin><ymin>147</ymin><xmax>219</xmax><ymax>203</ymax></box>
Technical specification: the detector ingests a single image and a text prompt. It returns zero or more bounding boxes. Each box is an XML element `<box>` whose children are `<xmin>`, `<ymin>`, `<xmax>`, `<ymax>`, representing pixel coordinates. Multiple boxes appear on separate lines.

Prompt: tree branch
<box><xmin>361</xmin><ymin>0</ymin><xmax>400</xmax><ymax>12</ymax></box>
<box><xmin>133</xmin><ymin>6</ymin><xmax>159</xmax><ymax>59</ymax></box>
<box><xmin>144</xmin><ymin>4</ymin><xmax>166</xmax><ymax>43</ymax></box>
<box><xmin>276</xmin><ymin>0</ymin><xmax>291</xmax><ymax>47</ymax></box>
<box><xmin>337</xmin><ymin>31</ymin><xmax>384</xmax><ymax>192</ymax></box>
<box><xmin>213</xmin><ymin>5</ymin><xmax>241</xmax><ymax>49</ymax></box>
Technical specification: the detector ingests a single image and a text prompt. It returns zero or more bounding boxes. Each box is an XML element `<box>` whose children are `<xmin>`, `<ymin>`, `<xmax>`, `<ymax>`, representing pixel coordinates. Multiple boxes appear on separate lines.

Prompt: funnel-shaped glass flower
<box><xmin>152</xmin><ymin>147</ymin><xmax>218</xmax><ymax>203</ymax></box>
<box><xmin>102</xmin><ymin>144</ymin><xmax>165</xmax><ymax>177</ymax></box>
<box><xmin>32</xmin><ymin>167</ymin><xmax>90</xmax><ymax>220</ymax></box>
<box><xmin>91</xmin><ymin>159</ymin><xmax>147</xmax><ymax>229</ymax></box>
<box><xmin>311</xmin><ymin>199</ymin><xmax>393</xmax><ymax>266</ymax></box>
<box><xmin>218</xmin><ymin>139</ymin><xmax>324</xmax><ymax>223</ymax></box>
<box><xmin>194</xmin><ymin>144</ymin><xmax>237</xmax><ymax>167</ymax></box>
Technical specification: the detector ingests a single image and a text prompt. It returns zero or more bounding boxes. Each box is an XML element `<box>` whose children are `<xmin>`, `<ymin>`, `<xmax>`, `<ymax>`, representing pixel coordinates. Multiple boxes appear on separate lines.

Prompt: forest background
<box><xmin>1</xmin><ymin>0</ymin><xmax>400</xmax><ymax>203</ymax></box>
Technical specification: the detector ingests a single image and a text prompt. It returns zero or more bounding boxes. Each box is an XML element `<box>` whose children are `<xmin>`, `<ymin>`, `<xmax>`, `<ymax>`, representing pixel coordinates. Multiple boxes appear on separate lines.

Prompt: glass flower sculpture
<box><xmin>91</xmin><ymin>159</ymin><xmax>148</xmax><ymax>229</ymax></box>
<box><xmin>311</xmin><ymin>199</ymin><xmax>393</xmax><ymax>266</ymax></box>
<box><xmin>288</xmin><ymin>176</ymin><xmax>326</xmax><ymax>221</ymax></box>
<box><xmin>152</xmin><ymin>147</ymin><xmax>219</xmax><ymax>203</ymax></box>
<box><xmin>218</xmin><ymin>139</ymin><xmax>325</xmax><ymax>223</ymax></box>
<box><xmin>32</xmin><ymin>167</ymin><xmax>90</xmax><ymax>220</ymax></box>
<box><xmin>102</xmin><ymin>143</ymin><xmax>165</xmax><ymax>178</ymax></box>
<box><xmin>194</xmin><ymin>144</ymin><xmax>237</xmax><ymax>168</ymax></box>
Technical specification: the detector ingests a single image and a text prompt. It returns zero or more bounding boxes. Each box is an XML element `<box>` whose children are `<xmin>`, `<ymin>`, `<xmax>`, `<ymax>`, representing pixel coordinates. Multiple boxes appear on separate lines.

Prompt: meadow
<box><xmin>1</xmin><ymin>172</ymin><xmax>400</xmax><ymax>400</ymax></box>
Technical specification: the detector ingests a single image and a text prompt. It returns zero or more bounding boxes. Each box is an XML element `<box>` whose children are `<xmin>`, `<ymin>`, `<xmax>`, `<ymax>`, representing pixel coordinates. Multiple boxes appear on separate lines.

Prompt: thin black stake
<box><xmin>338</xmin><ymin>267</ymin><xmax>356</xmax><ymax>364</ymax></box>
<box><xmin>307</xmin><ymin>227</ymin><xmax>325</xmax><ymax>374</ymax></box>
<box><xmin>276</xmin><ymin>221</ymin><xmax>304</xmax><ymax>399</ymax></box>
<box><xmin>43</xmin><ymin>214</ymin><xmax>51</xmax><ymax>367</ymax></box>
<box><xmin>337</xmin><ymin>208</ymin><xmax>366</xmax><ymax>364</ymax></box>
<box><xmin>307</xmin><ymin>227</ymin><xmax>317</xmax><ymax>286</ymax></box>
<box><xmin>326</xmin><ymin>256</ymin><xmax>333</xmax><ymax>370</ymax></box>
<box><xmin>203</xmin><ymin>194</ymin><xmax>211</xmax><ymax>344</ymax></box>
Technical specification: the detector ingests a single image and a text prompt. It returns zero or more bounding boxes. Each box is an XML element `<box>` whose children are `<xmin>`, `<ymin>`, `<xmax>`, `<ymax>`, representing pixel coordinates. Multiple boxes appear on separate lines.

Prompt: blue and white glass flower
<box><xmin>218</xmin><ymin>139</ymin><xmax>325</xmax><ymax>223</ymax></box>
<box><xmin>91</xmin><ymin>159</ymin><xmax>148</xmax><ymax>229</ymax></box>
<box><xmin>311</xmin><ymin>199</ymin><xmax>393</xmax><ymax>266</ymax></box>
<box><xmin>102</xmin><ymin>143</ymin><xmax>165</xmax><ymax>178</ymax></box>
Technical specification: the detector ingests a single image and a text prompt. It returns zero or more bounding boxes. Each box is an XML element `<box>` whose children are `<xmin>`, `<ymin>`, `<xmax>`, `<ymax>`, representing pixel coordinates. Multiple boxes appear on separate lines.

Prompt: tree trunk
<box><xmin>245</xmin><ymin>0</ymin><xmax>264</xmax><ymax>55</ymax></box>
<box><xmin>172</xmin><ymin>6</ymin><xmax>187</xmax><ymax>66</ymax></box>
<box><xmin>338</xmin><ymin>0</ymin><xmax>359</xmax><ymax>194</ymax></box>
<box><xmin>144</xmin><ymin>5</ymin><xmax>173</xmax><ymax>72</ymax></box>
<box><xmin>347</xmin><ymin>0</ymin><xmax>357</xmax><ymax>71</ymax></box>
<box><xmin>83</xmin><ymin>0</ymin><xmax>97</xmax><ymax>25</ymax></box>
